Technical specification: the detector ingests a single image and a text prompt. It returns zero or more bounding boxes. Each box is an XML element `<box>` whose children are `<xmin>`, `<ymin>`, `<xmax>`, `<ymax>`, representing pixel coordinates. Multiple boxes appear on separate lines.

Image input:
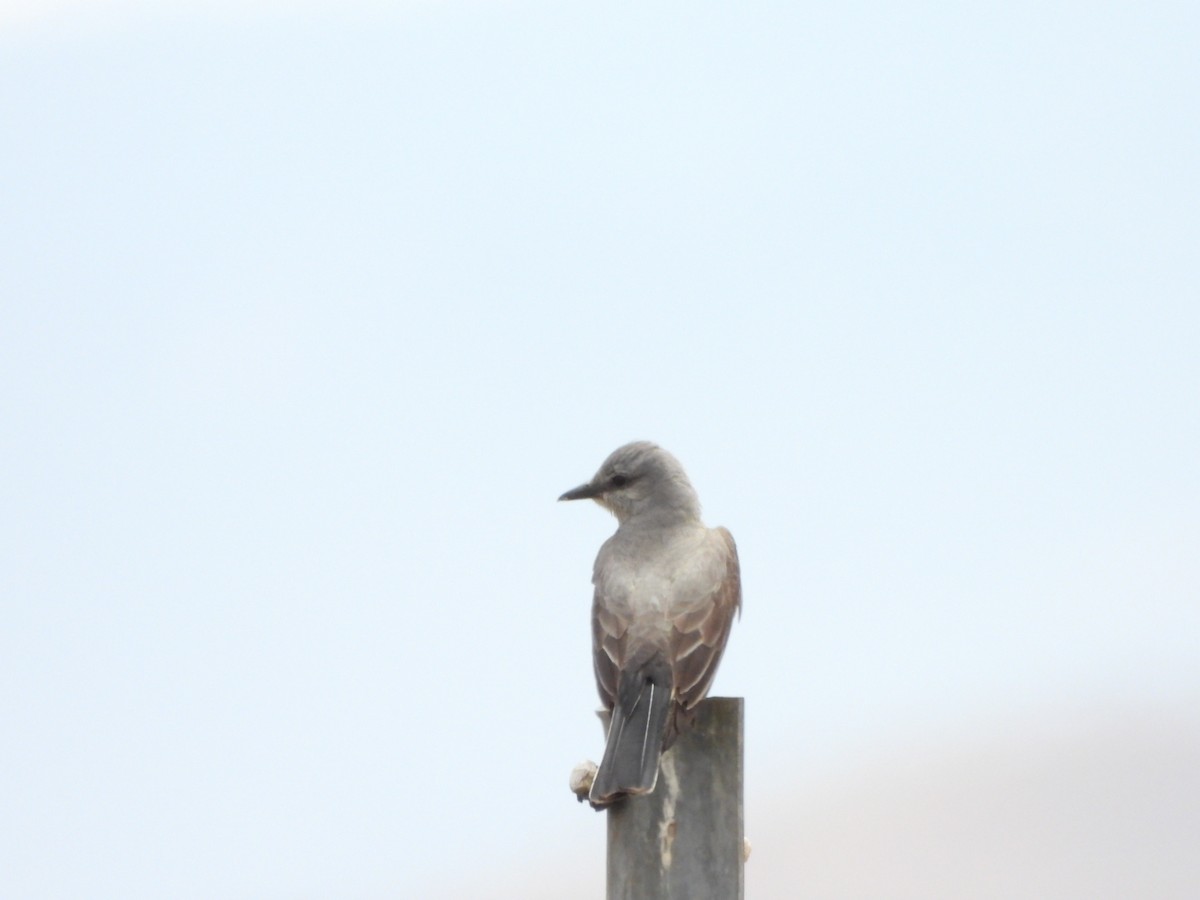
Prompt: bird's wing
<box><xmin>591</xmin><ymin>585</ymin><xmax>627</xmax><ymax>713</ymax></box>
<box><xmin>670</xmin><ymin>526</ymin><xmax>742</xmax><ymax>710</ymax></box>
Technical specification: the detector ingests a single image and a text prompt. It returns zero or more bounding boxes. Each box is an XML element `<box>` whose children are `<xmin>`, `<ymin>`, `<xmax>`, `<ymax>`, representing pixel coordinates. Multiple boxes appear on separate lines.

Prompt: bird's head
<box><xmin>558</xmin><ymin>441</ymin><xmax>701</xmax><ymax>524</ymax></box>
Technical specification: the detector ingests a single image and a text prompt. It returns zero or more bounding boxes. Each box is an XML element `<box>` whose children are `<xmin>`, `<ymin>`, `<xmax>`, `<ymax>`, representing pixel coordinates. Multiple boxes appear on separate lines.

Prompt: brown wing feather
<box><xmin>591</xmin><ymin>589</ymin><xmax>626</xmax><ymax>711</ymax></box>
<box><xmin>670</xmin><ymin>527</ymin><xmax>742</xmax><ymax>709</ymax></box>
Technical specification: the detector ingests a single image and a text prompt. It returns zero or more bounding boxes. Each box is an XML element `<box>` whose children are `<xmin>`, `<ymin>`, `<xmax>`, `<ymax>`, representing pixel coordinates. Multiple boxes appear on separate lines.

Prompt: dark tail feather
<box><xmin>589</xmin><ymin>653</ymin><xmax>673</xmax><ymax>806</ymax></box>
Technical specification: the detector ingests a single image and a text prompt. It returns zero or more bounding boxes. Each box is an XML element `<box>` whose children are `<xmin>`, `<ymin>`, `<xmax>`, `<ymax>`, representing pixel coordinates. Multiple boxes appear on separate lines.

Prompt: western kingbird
<box><xmin>560</xmin><ymin>441</ymin><xmax>741</xmax><ymax>806</ymax></box>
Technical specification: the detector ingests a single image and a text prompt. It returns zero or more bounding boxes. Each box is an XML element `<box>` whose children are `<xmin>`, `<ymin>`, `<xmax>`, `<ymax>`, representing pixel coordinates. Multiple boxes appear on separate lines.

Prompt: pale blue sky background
<box><xmin>2</xmin><ymin>2</ymin><xmax>1197</xmax><ymax>898</ymax></box>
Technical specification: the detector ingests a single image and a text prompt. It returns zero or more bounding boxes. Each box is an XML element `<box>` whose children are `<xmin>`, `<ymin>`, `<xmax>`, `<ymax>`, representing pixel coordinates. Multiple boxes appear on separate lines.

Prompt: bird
<box><xmin>559</xmin><ymin>441</ymin><xmax>741</xmax><ymax>807</ymax></box>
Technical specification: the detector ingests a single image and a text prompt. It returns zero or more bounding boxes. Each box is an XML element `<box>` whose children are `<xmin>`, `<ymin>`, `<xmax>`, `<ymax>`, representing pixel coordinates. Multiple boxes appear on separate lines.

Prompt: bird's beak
<box><xmin>559</xmin><ymin>481</ymin><xmax>602</xmax><ymax>502</ymax></box>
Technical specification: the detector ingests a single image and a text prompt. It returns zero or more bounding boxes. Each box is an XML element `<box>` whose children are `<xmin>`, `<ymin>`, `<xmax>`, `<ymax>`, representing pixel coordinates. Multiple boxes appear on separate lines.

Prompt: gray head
<box><xmin>558</xmin><ymin>441</ymin><xmax>701</xmax><ymax>524</ymax></box>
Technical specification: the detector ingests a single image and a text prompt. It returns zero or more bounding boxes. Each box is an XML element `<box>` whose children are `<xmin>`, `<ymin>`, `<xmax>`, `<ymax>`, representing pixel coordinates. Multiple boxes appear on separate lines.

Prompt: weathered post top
<box><xmin>605</xmin><ymin>697</ymin><xmax>744</xmax><ymax>900</ymax></box>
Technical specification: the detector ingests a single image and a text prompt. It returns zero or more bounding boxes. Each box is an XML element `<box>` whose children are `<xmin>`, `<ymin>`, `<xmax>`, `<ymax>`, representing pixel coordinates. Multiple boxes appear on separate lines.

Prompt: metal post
<box><xmin>606</xmin><ymin>697</ymin><xmax>744</xmax><ymax>900</ymax></box>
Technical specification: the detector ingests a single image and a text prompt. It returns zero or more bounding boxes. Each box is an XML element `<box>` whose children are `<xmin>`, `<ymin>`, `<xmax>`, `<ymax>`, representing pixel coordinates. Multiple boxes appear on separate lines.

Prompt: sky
<box><xmin>1</xmin><ymin>2</ymin><xmax>1198</xmax><ymax>898</ymax></box>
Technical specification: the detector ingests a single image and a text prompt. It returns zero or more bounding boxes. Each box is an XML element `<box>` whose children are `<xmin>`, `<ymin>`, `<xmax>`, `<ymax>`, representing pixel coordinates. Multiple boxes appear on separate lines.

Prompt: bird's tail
<box><xmin>589</xmin><ymin>652</ymin><xmax>674</xmax><ymax>806</ymax></box>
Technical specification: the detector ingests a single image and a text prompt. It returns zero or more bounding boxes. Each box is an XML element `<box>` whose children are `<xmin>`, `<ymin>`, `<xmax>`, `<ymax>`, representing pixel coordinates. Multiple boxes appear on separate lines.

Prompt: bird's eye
<box><xmin>610</xmin><ymin>474</ymin><xmax>630</xmax><ymax>488</ymax></box>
